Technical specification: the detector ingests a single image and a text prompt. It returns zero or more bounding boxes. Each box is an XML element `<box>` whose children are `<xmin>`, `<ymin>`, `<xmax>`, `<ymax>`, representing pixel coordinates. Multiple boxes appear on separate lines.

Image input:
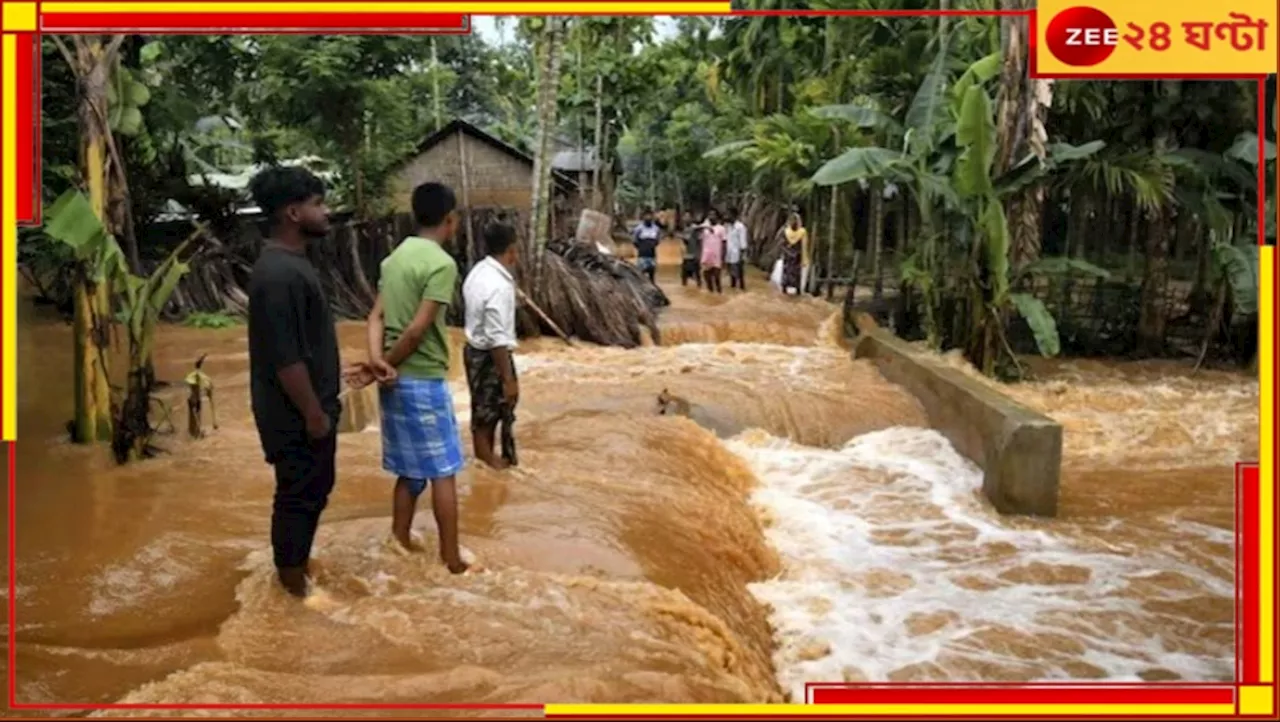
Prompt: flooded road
<box><xmin>2</xmin><ymin>251</ymin><xmax>1257</xmax><ymax>712</ymax></box>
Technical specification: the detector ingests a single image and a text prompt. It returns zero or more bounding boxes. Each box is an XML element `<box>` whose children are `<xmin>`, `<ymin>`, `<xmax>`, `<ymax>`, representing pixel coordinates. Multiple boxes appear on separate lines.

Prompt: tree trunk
<box><xmin>591</xmin><ymin>70</ymin><xmax>604</xmax><ymax>210</ymax></box>
<box><xmin>575</xmin><ymin>28</ymin><xmax>586</xmax><ymax>203</ymax></box>
<box><xmin>71</xmin><ymin>36</ymin><xmax>115</xmax><ymax>444</ymax></box>
<box><xmin>1191</xmin><ymin>223</ymin><xmax>1213</xmax><ymax>301</ymax></box>
<box><xmin>1125</xmin><ymin>209</ymin><xmax>1141</xmax><ymax>282</ymax></box>
<box><xmin>528</xmin><ymin>17</ymin><xmax>566</xmax><ymax>295</ymax></box>
<box><xmin>1137</xmin><ymin>204</ymin><xmax>1171</xmax><ymax>355</ymax></box>
<box><xmin>870</xmin><ymin>181</ymin><xmax>885</xmax><ymax>301</ymax></box>
<box><xmin>995</xmin><ymin>0</ymin><xmax>1051</xmax><ymax>271</ymax></box>
<box><xmin>825</xmin><ymin>185</ymin><xmax>839</xmax><ymax>300</ymax></box>
<box><xmin>431</xmin><ymin>38</ymin><xmax>443</xmax><ymax>129</ymax></box>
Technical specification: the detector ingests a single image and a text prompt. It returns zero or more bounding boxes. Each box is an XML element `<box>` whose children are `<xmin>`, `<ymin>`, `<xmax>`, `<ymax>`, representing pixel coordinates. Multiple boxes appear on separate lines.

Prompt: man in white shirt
<box><xmin>462</xmin><ymin>223</ymin><xmax>520</xmax><ymax>469</ymax></box>
<box><xmin>726</xmin><ymin>209</ymin><xmax>749</xmax><ymax>290</ymax></box>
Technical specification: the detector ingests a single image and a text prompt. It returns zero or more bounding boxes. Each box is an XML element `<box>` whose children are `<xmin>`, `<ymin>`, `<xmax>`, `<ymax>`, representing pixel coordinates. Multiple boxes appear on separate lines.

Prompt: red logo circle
<box><xmin>1045</xmin><ymin>6</ymin><xmax>1118</xmax><ymax>67</ymax></box>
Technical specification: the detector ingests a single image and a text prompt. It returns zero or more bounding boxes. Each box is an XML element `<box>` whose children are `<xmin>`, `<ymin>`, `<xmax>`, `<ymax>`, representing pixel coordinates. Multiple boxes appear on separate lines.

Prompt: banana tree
<box><xmin>812</xmin><ymin>49</ymin><xmax>1103</xmax><ymax>372</ymax></box>
<box><xmin>1195</xmin><ymin>240</ymin><xmax>1259</xmax><ymax>371</ymax></box>
<box><xmin>44</xmin><ymin>189</ymin><xmax>194</xmax><ymax>463</ymax></box>
<box><xmin>810</xmin><ymin>50</ymin><xmax>1000</xmax><ymax>344</ymax></box>
<box><xmin>951</xmin><ymin>78</ymin><xmax>1106</xmax><ymax>373</ymax></box>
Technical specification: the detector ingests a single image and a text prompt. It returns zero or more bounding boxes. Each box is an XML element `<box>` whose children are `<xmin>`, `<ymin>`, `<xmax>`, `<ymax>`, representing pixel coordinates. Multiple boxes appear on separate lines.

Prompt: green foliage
<box><xmin>44</xmin><ymin>191</ymin><xmax>126</xmax><ymax>283</ymax></box>
<box><xmin>107</xmin><ymin>65</ymin><xmax>151</xmax><ymax>137</ymax></box>
<box><xmin>34</xmin><ymin>12</ymin><xmax>1264</xmax><ymax>376</ymax></box>
<box><xmin>1010</xmin><ymin>293</ymin><xmax>1061</xmax><ymax>358</ymax></box>
<box><xmin>183</xmin><ymin>311</ymin><xmax>242</xmax><ymax>329</ymax></box>
<box><xmin>1212</xmin><ymin>242</ymin><xmax>1258</xmax><ymax>316</ymax></box>
<box><xmin>903</xmin><ymin>50</ymin><xmax>952</xmax><ymax>153</ymax></box>
<box><xmin>811</xmin><ymin>147</ymin><xmax>904</xmax><ymax>186</ymax></box>
<box><xmin>44</xmin><ymin>189</ymin><xmax>191</xmax><ymax>349</ymax></box>
<box><xmin>952</xmin><ymin>85</ymin><xmax>995</xmax><ymax>198</ymax></box>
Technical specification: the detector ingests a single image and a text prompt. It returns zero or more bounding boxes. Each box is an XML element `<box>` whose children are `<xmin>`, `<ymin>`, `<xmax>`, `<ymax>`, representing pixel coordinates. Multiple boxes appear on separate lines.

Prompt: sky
<box><xmin>470</xmin><ymin>15</ymin><xmax>680</xmax><ymax>45</ymax></box>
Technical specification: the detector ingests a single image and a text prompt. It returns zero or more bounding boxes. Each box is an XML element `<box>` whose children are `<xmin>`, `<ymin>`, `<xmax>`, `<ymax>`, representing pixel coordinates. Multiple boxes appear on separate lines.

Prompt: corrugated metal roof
<box><xmin>551</xmin><ymin>149</ymin><xmax>599</xmax><ymax>172</ymax></box>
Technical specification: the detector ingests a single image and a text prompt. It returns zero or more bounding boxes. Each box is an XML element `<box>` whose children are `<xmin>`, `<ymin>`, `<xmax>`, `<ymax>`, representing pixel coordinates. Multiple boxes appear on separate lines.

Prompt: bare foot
<box><xmin>396</xmin><ymin>535</ymin><xmax>426</xmax><ymax>553</ymax></box>
<box><xmin>444</xmin><ymin>558</ymin><xmax>471</xmax><ymax>575</ymax></box>
<box><xmin>386</xmin><ymin>534</ymin><xmax>425</xmax><ymax>556</ymax></box>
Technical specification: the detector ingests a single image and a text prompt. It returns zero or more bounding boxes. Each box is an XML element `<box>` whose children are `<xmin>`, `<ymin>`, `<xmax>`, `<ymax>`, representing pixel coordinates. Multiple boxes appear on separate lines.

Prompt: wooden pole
<box><xmin>516</xmin><ymin>287</ymin><xmax>574</xmax><ymax>346</ymax></box>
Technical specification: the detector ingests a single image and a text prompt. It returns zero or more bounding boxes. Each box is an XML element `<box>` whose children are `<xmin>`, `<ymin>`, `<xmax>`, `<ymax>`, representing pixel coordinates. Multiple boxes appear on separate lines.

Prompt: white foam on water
<box><xmin>726</xmin><ymin>427</ymin><xmax>1235</xmax><ymax>700</ymax></box>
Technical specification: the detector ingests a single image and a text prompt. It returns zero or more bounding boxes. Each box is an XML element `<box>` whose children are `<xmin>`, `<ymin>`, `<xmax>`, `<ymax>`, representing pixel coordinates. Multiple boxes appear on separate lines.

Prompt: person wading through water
<box><xmin>700</xmin><ymin>209</ymin><xmax>726</xmax><ymax>294</ymax></box>
<box><xmin>779</xmin><ymin>213</ymin><xmax>808</xmax><ymax>296</ymax></box>
<box><xmin>462</xmin><ymin>222</ymin><xmax>521</xmax><ymax>469</ymax></box>
<box><xmin>631</xmin><ymin>209</ymin><xmax>661</xmax><ymax>284</ymax></box>
<box><xmin>726</xmin><ymin>208</ymin><xmax>749</xmax><ymax>290</ymax></box>
<box><xmin>681</xmin><ymin>212</ymin><xmax>703</xmax><ymax>288</ymax></box>
<box><xmin>365</xmin><ymin>182</ymin><xmax>469</xmax><ymax>573</ymax></box>
<box><xmin>246</xmin><ymin>166</ymin><xmax>369</xmax><ymax>598</ymax></box>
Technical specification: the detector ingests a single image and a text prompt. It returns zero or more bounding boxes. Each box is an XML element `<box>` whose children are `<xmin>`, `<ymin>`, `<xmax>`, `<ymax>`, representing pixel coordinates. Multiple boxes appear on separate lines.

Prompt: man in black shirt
<box><xmin>246</xmin><ymin>166</ymin><xmax>342</xmax><ymax>598</ymax></box>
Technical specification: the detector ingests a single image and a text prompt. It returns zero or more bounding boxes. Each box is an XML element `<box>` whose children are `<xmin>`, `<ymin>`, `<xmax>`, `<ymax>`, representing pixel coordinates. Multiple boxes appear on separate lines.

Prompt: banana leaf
<box><xmin>1212</xmin><ymin>242</ymin><xmax>1258</xmax><ymax>316</ymax></box>
<box><xmin>953</xmin><ymin>85</ymin><xmax>995</xmax><ymax>199</ymax></box>
<box><xmin>1010</xmin><ymin>292</ymin><xmax>1061</xmax><ymax>358</ymax></box>
<box><xmin>812</xmin><ymin>146</ymin><xmax>905</xmax><ymax>186</ymax></box>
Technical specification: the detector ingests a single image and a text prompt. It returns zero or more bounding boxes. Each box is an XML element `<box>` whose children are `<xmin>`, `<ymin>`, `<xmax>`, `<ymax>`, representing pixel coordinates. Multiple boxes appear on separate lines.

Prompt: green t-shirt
<box><xmin>379</xmin><ymin>236</ymin><xmax>458</xmax><ymax>379</ymax></box>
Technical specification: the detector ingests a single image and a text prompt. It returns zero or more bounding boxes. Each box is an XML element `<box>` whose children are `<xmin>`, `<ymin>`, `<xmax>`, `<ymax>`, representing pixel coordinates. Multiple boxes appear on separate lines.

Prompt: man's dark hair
<box><xmin>483</xmin><ymin>222</ymin><xmax>517</xmax><ymax>257</ymax></box>
<box><xmin>411</xmin><ymin>182</ymin><xmax>457</xmax><ymax>228</ymax></box>
<box><xmin>729</xmin><ymin>208</ymin><xmax>739</xmax><ymax>220</ymax></box>
<box><xmin>248</xmin><ymin>166</ymin><xmax>325</xmax><ymax>224</ymax></box>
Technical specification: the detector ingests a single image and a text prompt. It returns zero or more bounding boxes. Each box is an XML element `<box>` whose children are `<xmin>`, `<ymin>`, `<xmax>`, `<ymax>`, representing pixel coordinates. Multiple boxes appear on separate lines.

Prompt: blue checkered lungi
<box><xmin>379</xmin><ymin>377</ymin><xmax>465</xmax><ymax>488</ymax></box>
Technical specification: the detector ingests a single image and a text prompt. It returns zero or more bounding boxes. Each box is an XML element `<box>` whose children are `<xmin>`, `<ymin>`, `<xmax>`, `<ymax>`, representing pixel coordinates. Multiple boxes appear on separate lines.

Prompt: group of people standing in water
<box><xmin>245</xmin><ymin>166</ymin><xmax>521</xmax><ymax>598</ymax></box>
<box><xmin>629</xmin><ymin>208</ymin><xmax>811</xmax><ymax>296</ymax></box>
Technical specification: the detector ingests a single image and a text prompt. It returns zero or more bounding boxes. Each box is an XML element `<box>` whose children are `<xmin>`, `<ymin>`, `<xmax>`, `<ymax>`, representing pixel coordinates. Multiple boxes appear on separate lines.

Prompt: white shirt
<box><xmin>726</xmin><ymin>221</ymin><xmax>748</xmax><ymax>264</ymax></box>
<box><xmin>462</xmin><ymin>256</ymin><xmax>518</xmax><ymax>350</ymax></box>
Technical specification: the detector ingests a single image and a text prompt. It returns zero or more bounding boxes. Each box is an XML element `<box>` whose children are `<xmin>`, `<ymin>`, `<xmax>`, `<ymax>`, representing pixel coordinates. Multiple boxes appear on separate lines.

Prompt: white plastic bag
<box><xmin>770</xmin><ymin>258</ymin><xmax>784</xmax><ymax>289</ymax></box>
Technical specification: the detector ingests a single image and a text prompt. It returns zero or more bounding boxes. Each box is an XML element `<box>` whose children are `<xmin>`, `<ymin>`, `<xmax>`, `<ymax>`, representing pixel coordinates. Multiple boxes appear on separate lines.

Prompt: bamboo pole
<box><xmin>516</xmin><ymin>287</ymin><xmax>574</xmax><ymax>346</ymax></box>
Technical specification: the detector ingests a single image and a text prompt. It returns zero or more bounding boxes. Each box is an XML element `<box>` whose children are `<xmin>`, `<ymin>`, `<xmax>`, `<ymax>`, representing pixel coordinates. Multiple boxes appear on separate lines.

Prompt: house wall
<box><xmin>389</xmin><ymin>131</ymin><xmax>536</xmax><ymax>212</ymax></box>
<box><xmin>388</xmin><ymin>128</ymin><xmax>583</xmax><ymax>240</ymax></box>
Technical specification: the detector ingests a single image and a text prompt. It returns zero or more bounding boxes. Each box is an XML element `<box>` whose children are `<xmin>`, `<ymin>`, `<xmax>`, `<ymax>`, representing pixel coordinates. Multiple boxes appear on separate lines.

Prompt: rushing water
<box><xmin>2</xmin><ymin>250</ymin><xmax>1258</xmax><ymax>713</ymax></box>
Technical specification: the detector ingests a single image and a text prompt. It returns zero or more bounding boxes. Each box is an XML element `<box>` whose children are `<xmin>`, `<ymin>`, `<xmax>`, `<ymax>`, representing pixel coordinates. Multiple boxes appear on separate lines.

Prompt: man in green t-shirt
<box><xmin>365</xmin><ymin>182</ymin><xmax>468</xmax><ymax>573</ymax></box>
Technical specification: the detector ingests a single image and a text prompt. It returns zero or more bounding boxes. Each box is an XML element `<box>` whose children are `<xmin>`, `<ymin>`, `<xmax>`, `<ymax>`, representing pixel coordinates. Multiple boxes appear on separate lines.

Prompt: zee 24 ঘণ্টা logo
<box><xmin>1044</xmin><ymin>5</ymin><xmax>1269</xmax><ymax>67</ymax></box>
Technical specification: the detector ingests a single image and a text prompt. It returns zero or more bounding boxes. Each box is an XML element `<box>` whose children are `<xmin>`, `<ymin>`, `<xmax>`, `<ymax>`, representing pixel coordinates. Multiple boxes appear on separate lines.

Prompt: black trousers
<box><xmin>728</xmin><ymin>261</ymin><xmax>745</xmax><ymax>289</ymax></box>
<box><xmin>703</xmin><ymin>266</ymin><xmax>723</xmax><ymax>293</ymax></box>
<box><xmin>681</xmin><ymin>258</ymin><xmax>702</xmax><ymax>287</ymax></box>
<box><xmin>271</xmin><ymin>433</ymin><xmax>337</xmax><ymax>570</ymax></box>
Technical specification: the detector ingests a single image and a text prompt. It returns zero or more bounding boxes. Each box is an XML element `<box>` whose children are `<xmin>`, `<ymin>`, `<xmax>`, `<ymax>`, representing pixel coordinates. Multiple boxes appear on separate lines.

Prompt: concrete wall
<box><xmin>852</xmin><ymin>325</ymin><xmax>1063</xmax><ymax>517</ymax></box>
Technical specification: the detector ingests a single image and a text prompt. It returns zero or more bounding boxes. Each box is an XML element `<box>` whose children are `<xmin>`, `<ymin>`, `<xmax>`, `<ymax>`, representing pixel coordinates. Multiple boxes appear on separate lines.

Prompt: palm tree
<box><xmin>527</xmin><ymin>16</ymin><xmax>566</xmax><ymax>293</ymax></box>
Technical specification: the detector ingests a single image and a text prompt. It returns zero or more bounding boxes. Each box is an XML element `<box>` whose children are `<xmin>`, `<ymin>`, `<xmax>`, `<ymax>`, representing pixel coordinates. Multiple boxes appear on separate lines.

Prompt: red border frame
<box><xmin>4</xmin><ymin>2</ymin><xmax>1275</xmax><ymax>716</ymax></box>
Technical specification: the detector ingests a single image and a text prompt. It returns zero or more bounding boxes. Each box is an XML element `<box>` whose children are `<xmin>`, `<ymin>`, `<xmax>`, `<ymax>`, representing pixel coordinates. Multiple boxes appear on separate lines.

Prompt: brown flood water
<box><xmin>1</xmin><ymin>244</ymin><xmax>1259</xmax><ymax>714</ymax></box>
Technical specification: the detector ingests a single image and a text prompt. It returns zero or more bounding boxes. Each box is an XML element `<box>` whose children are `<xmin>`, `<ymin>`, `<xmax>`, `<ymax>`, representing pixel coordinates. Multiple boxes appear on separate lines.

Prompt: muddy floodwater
<box><xmin>2</xmin><ymin>250</ymin><xmax>1258</xmax><ymax>714</ymax></box>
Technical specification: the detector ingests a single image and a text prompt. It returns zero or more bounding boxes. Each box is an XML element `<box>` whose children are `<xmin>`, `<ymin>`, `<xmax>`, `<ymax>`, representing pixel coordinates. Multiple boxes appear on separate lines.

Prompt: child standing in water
<box><xmin>365</xmin><ymin>182</ymin><xmax>469</xmax><ymax>574</ymax></box>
